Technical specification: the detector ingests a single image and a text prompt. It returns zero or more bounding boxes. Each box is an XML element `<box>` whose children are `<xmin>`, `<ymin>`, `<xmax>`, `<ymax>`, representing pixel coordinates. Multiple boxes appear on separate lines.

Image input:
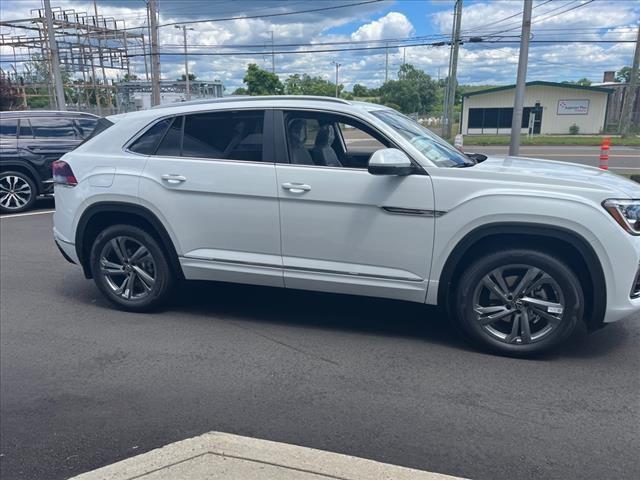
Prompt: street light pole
<box><xmin>332</xmin><ymin>61</ymin><xmax>341</xmax><ymax>98</ymax></box>
<box><xmin>509</xmin><ymin>0</ymin><xmax>533</xmax><ymax>156</ymax></box>
<box><xmin>149</xmin><ymin>0</ymin><xmax>161</xmax><ymax>106</ymax></box>
<box><xmin>176</xmin><ymin>25</ymin><xmax>194</xmax><ymax>100</ymax></box>
<box><xmin>43</xmin><ymin>0</ymin><xmax>66</xmax><ymax>110</ymax></box>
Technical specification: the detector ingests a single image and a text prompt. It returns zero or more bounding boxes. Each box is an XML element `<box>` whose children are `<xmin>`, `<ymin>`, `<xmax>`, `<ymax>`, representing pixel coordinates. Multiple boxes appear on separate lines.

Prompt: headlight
<box><xmin>603</xmin><ymin>199</ymin><xmax>640</xmax><ymax>235</ymax></box>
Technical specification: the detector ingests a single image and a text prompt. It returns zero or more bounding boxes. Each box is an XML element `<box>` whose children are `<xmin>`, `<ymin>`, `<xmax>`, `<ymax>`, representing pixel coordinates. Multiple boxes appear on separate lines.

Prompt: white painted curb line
<box><xmin>69</xmin><ymin>431</ymin><xmax>467</xmax><ymax>480</ymax></box>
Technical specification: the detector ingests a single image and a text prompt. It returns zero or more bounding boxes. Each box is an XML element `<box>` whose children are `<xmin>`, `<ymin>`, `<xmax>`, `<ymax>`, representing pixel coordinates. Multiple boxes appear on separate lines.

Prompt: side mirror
<box><xmin>466</xmin><ymin>152</ymin><xmax>488</xmax><ymax>163</ymax></box>
<box><xmin>368</xmin><ymin>148</ymin><xmax>414</xmax><ymax>176</ymax></box>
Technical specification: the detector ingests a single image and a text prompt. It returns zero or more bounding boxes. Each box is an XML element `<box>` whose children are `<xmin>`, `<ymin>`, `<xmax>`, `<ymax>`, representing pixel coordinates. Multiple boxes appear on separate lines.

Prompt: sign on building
<box><xmin>557</xmin><ymin>99</ymin><xmax>589</xmax><ymax>115</ymax></box>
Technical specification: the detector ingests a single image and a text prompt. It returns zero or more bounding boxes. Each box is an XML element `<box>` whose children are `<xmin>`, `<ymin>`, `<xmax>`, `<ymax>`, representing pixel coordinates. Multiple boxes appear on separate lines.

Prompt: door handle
<box><xmin>161</xmin><ymin>174</ymin><xmax>187</xmax><ymax>185</ymax></box>
<box><xmin>281</xmin><ymin>182</ymin><xmax>311</xmax><ymax>193</ymax></box>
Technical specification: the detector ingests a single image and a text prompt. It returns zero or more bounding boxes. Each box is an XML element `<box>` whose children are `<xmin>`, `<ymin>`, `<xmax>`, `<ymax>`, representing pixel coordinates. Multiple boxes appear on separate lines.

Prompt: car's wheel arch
<box><xmin>75</xmin><ymin>202</ymin><xmax>183</xmax><ymax>281</ymax></box>
<box><xmin>437</xmin><ymin>222</ymin><xmax>607</xmax><ymax>331</ymax></box>
<box><xmin>0</xmin><ymin>162</ymin><xmax>41</xmax><ymax>194</ymax></box>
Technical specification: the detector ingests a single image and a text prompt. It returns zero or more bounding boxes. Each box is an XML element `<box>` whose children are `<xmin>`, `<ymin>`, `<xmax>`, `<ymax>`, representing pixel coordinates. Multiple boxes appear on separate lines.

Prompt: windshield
<box><xmin>371</xmin><ymin>110</ymin><xmax>473</xmax><ymax>167</ymax></box>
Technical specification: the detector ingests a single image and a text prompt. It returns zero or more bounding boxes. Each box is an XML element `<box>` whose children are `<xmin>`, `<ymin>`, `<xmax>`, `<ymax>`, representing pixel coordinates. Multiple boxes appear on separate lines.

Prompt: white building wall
<box><xmin>461</xmin><ymin>85</ymin><xmax>609</xmax><ymax>135</ymax></box>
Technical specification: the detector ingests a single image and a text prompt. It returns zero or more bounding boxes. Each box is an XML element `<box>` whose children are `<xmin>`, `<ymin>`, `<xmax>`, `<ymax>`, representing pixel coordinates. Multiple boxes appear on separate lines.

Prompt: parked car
<box><xmin>0</xmin><ymin>110</ymin><xmax>99</xmax><ymax>213</ymax></box>
<box><xmin>52</xmin><ymin>96</ymin><xmax>640</xmax><ymax>356</ymax></box>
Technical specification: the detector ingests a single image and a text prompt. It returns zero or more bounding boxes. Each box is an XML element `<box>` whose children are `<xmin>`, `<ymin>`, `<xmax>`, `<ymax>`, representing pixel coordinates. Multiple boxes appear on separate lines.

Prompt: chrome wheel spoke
<box><xmin>110</xmin><ymin>238</ymin><xmax>126</xmax><ymax>263</ymax></box>
<box><xmin>100</xmin><ymin>259</ymin><xmax>124</xmax><ymax>275</ymax></box>
<box><xmin>474</xmin><ymin>305</ymin><xmax>514</xmax><ymax>325</ymax></box>
<box><xmin>520</xmin><ymin>309</ymin><xmax>532</xmax><ymax>344</ymax></box>
<box><xmin>129</xmin><ymin>245</ymin><xmax>149</xmax><ymax>263</ymax></box>
<box><xmin>505</xmin><ymin>314</ymin><xmax>521</xmax><ymax>344</ymax></box>
<box><xmin>132</xmin><ymin>265</ymin><xmax>155</xmax><ymax>290</ymax></box>
<box><xmin>124</xmin><ymin>272</ymin><xmax>136</xmax><ymax>299</ymax></box>
<box><xmin>482</xmin><ymin>276</ymin><xmax>510</xmax><ymax>303</ymax></box>
<box><xmin>530</xmin><ymin>306</ymin><xmax>562</xmax><ymax>326</ymax></box>
<box><xmin>512</xmin><ymin>267</ymin><xmax>541</xmax><ymax>298</ymax></box>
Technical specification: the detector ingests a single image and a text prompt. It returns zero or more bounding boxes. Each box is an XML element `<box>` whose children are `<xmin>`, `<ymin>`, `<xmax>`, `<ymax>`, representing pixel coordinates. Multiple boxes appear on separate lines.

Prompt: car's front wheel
<box><xmin>456</xmin><ymin>249</ymin><xmax>583</xmax><ymax>356</ymax></box>
<box><xmin>0</xmin><ymin>171</ymin><xmax>37</xmax><ymax>214</ymax></box>
<box><xmin>90</xmin><ymin>224</ymin><xmax>174</xmax><ymax>312</ymax></box>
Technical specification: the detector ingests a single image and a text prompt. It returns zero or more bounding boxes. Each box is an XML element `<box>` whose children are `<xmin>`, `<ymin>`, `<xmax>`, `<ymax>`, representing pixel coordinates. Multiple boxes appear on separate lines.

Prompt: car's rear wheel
<box><xmin>90</xmin><ymin>224</ymin><xmax>174</xmax><ymax>312</ymax></box>
<box><xmin>0</xmin><ymin>171</ymin><xmax>37</xmax><ymax>214</ymax></box>
<box><xmin>455</xmin><ymin>249</ymin><xmax>583</xmax><ymax>356</ymax></box>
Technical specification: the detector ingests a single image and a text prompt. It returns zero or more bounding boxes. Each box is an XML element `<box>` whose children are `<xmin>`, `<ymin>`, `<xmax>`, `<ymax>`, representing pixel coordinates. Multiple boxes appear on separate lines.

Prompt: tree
<box><xmin>122</xmin><ymin>73</ymin><xmax>139</xmax><ymax>82</ymax></box>
<box><xmin>0</xmin><ymin>77</ymin><xmax>20</xmax><ymax>110</ymax></box>
<box><xmin>178</xmin><ymin>73</ymin><xmax>197</xmax><ymax>81</ymax></box>
<box><xmin>232</xmin><ymin>87</ymin><xmax>248</xmax><ymax>95</ymax></box>
<box><xmin>352</xmin><ymin>83</ymin><xmax>368</xmax><ymax>97</ymax></box>
<box><xmin>616</xmin><ymin>66</ymin><xmax>639</xmax><ymax>83</ymax></box>
<box><xmin>379</xmin><ymin>63</ymin><xmax>437</xmax><ymax>114</ymax></box>
<box><xmin>242</xmin><ymin>63</ymin><xmax>283</xmax><ymax>95</ymax></box>
<box><xmin>563</xmin><ymin>78</ymin><xmax>591</xmax><ymax>86</ymax></box>
<box><xmin>284</xmin><ymin>74</ymin><xmax>341</xmax><ymax>97</ymax></box>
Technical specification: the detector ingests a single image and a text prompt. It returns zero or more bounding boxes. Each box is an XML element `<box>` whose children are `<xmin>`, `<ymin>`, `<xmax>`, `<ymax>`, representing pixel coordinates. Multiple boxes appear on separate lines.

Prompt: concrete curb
<box><xmin>69</xmin><ymin>431</ymin><xmax>467</xmax><ymax>479</ymax></box>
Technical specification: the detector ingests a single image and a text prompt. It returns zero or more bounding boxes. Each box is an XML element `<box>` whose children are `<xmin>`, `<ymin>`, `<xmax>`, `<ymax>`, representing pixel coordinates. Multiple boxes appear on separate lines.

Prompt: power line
<box><xmin>157</xmin><ymin>0</ymin><xmax>385</xmax><ymax>29</ymax></box>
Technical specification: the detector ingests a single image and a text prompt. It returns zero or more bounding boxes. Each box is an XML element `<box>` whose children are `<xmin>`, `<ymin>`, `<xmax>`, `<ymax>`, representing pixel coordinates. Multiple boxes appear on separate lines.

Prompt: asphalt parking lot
<box><xmin>1</xmin><ymin>201</ymin><xmax>639</xmax><ymax>480</ymax></box>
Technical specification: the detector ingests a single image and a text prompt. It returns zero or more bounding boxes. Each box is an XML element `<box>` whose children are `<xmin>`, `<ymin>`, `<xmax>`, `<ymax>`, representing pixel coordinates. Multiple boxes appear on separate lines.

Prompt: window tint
<box><xmin>155</xmin><ymin>116</ymin><xmax>183</xmax><ymax>156</ymax></box>
<box><xmin>76</xmin><ymin>117</ymin><xmax>98</xmax><ymax>138</ymax></box>
<box><xmin>284</xmin><ymin>111</ymin><xmax>389</xmax><ymax>168</ymax></box>
<box><xmin>18</xmin><ymin>119</ymin><xmax>33</xmax><ymax>138</ymax></box>
<box><xmin>128</xmin><ymin>118</ymin><xmax>171</xmax><ymax>155</ymax></box>
<box><xmin>182</xmin><ymin>110</ymin><xmax>264</xmax><ymax>161</ymax></box>
<box><xmin>30</xmin><ymin>117</ymin><xmax>76</xmax><ymax>138</ymax></box>
<box><xmin>0</xmin><ymin>119</ymin><xmax>18</xmax><ymax>137</ymax></box>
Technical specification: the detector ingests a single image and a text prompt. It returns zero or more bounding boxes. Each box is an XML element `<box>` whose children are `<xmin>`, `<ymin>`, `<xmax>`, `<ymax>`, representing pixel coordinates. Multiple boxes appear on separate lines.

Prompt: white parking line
<box><xmin>0</xmin><ymin>209</ymin><xmax>55</xmax><ymax>219</ymax></box>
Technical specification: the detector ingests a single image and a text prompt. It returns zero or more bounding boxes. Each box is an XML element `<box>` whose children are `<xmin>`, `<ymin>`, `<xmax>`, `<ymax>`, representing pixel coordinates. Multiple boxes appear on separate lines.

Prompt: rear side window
<box><xmin>128</xmin><ymin>118</ymin><xmax>171</xmax><ymax>155</ymax></box>
<box><xmin>0</xmin><ymin>119</ymin><xmax>17</xmax><ymax>137</ymax></box>
<box><xmin>76</xmin><ymin>117</ymin><xmax>98</xmax><ymax>138</ymax></box>
<box><xmin>155</xmin><ymin>116</ymin><xmax>183</xmax><ymax>156</ymax></box>
<box><xmin>18</xmin><ymin>119</ymin><xmax>33</xmax><ymax>138</ymax></box>
<box><xmin>30</xmin><ymin>117</ymin><xmax>76</xmax><ymax>138</ymax></box>
<box><xmin>76</xmin><ymin>117</ymin><xmax>114</xmax><ymax>149</ymax></box>
<box><xmin>182</xmin><ymin>110</ymin><xmax>264</xmax><ymax>161</ymax></box>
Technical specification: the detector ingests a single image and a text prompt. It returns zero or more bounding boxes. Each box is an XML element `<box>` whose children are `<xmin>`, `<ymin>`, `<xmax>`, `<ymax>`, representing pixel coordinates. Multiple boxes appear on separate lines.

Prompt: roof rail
<box><xmin>151</xmin><ymin>95</ymin><xmax>351</xmax><ymax>109</ymax></box>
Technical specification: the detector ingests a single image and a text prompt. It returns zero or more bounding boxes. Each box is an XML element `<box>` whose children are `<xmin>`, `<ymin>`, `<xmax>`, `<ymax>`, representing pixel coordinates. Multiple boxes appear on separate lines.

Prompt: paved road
<box><xmin>468</xmin><ymin>145</ymin><xmax>639</xmax><ymax>170</ymax></box>
<box><xmin>1</xmin><ymin>212</ymin><xmax>639</xmax><ymax>480</ymax></box>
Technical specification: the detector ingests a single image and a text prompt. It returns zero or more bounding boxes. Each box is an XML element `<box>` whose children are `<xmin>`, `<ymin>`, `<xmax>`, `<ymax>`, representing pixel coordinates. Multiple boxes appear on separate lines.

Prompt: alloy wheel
<box><xmin>0</xmin><ymin>175</ymin><xmax>32</xmax><ymax>211</ymax></box>
<box><xmin>99</xmin><ymin>236</ymin><xmax>157</xmax><ymax>300</ymax></box>
<box><xmin>472</xmin><ymin>264</ymin><xmax>565</xmax><ymax>345</ymax></box>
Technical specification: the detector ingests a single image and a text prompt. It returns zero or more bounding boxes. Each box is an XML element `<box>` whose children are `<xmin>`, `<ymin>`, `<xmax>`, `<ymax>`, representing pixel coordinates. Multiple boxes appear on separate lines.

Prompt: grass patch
<box><xmin>462</xmin><ymin>135</ymin><xmax>640</xmax><ymax>147</ymax></box>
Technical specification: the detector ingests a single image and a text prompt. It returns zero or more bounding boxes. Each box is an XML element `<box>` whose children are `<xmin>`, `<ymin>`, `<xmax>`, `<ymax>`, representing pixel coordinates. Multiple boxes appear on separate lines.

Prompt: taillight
<box><xmin>52</xmin><ymin>160</ymin><xmax>78</xmax><ymax>186</ymax></box>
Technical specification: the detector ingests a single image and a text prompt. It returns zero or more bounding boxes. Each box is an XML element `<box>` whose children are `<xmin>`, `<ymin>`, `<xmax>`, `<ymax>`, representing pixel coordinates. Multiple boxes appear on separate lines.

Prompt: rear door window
<box><xmin>0</xmin><ymin>119</ymin><xmax>18</xmax><ymax>138</ymax></box>
<box><xmin>182</xmin><ymin>110</ymin><xmax>264</xmax><ymax>162</ymax></box>
<box><xmin>18</xmin><ymin>119</ymin><xmax>33</xmax><ymax>138</ymax></box>
<box><xmin>30</xmin><ymin>117</ymin><xmax>77</xmax><ymax>138</ymax></box>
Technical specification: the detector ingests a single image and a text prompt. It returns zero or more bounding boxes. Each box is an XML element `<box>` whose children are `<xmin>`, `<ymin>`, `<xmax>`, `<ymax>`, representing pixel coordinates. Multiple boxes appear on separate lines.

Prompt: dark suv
<box><xmin>0</xmin><ymin>110</ymin><xmax>99</xmax><ymax>213</ymax></box>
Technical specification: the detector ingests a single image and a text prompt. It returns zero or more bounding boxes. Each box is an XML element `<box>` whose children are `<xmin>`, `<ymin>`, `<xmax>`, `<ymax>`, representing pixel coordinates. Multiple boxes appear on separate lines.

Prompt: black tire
<box><xmin>90</xmin><ymin>224</ymin><xmax>174</xmax><ymax>312</ymax></box>
<box><xmin>455</xmin><ymin>249</ymin><xmax>583</xmax><ymax>356</ymax></box>
<box><xmin>0</xmin><ymin>171</ymin><xmax>37</xmax><ymax>214</ymax></box>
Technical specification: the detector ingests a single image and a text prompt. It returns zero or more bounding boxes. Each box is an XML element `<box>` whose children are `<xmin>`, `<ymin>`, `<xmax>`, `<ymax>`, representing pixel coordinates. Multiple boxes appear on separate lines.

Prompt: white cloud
<box><xmin>351</xmin><ymin>12</ymin><xmax>414</xmax><ymax>42</ymax></box>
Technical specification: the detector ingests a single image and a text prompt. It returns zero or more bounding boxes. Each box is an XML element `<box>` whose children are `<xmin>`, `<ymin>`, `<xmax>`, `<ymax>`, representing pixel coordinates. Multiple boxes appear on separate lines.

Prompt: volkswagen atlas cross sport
<box><xmin>52</xmin><ymin>96</ymin><xmax>640</xmax><ymax>356</ymax></box>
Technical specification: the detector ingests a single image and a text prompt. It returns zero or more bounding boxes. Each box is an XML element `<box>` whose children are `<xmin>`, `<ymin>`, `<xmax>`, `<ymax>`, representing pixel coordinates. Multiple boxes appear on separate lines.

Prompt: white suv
<box><xmin>52</xmin><ymin>97</ymin><xmax>640</xmax><ymax>355</ymax></box>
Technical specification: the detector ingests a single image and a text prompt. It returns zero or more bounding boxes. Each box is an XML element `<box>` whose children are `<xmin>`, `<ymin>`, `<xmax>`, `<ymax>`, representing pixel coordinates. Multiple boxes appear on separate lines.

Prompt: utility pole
<box><xmin>509</xmin><ymin>0</ymin><xmax>533</xmax><ymax>156</ymax></box>
<box><xmin>444</xmin><ymin>0</ymin><xmax>462</xmax><ymax>140</ymax></box>
<box><xmin>43</xmin><ymin>0</ymin><xmax>66</xmax><ymax>110</ymax></box>
<box><xmin>149</xmin><ymin>0</ymin><xmax>161</xmax><ymax>106</ymax></box>
<box><xmin>270</xmin><ymin>31</ymin><xmax>275</xmax><ymax>73</ymax></box>
<box><xmin>93</xmin><ymin>0</ymin><xmax>112</xmax><ymax>111</ymax></box>
<box><xmin>620</xmin><ymin>23</ymin><xmax>640</xmax><ymax>138</ymax></box>
<box><xmin>332</xmin><ymin>61</ymin><xmax>341</xmax><ymax>97</ymax></box>
<box><xmin>385</xmin><ymin>43</ymin><xmax>389</xmax><ymax>82</ymax></box>
<box><xmin>176</xmin><ymin>25</ymin><xmax>194</xmax><ymax>100</ymax></box>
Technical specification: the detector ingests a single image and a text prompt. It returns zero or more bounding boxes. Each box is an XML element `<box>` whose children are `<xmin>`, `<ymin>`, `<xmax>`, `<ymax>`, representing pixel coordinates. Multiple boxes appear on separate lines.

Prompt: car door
<box><xmin>138</xmin><ymin>109</ymin><xmax>284</xmax><ymax>288</ymax></box>
<box><xmin>274</xmin><ymin>109</ymin><xmax>436</xmax><ymax>302</ymax></box>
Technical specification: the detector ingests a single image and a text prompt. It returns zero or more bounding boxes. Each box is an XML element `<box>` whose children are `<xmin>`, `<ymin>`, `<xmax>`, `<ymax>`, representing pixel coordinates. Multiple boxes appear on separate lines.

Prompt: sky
<box><xmin>1</xmin><ymin>0</ymin><xmax>638</xmax><ymax>92</ymax></box>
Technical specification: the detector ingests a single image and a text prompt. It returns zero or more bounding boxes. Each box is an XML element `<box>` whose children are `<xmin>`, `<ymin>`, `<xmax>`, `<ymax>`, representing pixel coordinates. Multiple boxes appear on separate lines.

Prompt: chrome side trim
<box><xmin>182</xmin><ymin>256</ymin><xmax>423</xmax><ymax>282</ymax></box>
<box><xmin>381</xmin><ymin>206</ymin><xmax>446</xmax><ymax>217</ymax></box>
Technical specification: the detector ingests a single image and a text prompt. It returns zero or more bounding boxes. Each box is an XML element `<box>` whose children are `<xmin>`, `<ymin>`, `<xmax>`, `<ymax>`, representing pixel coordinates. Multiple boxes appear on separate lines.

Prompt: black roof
<box><xmin>0</xmin><ymin>110</ymin><xmax>99</xmax><ymax>118</ymax></box>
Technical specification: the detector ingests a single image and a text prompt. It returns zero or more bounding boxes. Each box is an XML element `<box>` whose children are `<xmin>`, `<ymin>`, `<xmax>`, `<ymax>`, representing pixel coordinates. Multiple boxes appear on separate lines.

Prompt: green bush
<box><xmin>569</xmin><ymin>124</ymin><xmax>580</xmax><ymax>135</ymax></box>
